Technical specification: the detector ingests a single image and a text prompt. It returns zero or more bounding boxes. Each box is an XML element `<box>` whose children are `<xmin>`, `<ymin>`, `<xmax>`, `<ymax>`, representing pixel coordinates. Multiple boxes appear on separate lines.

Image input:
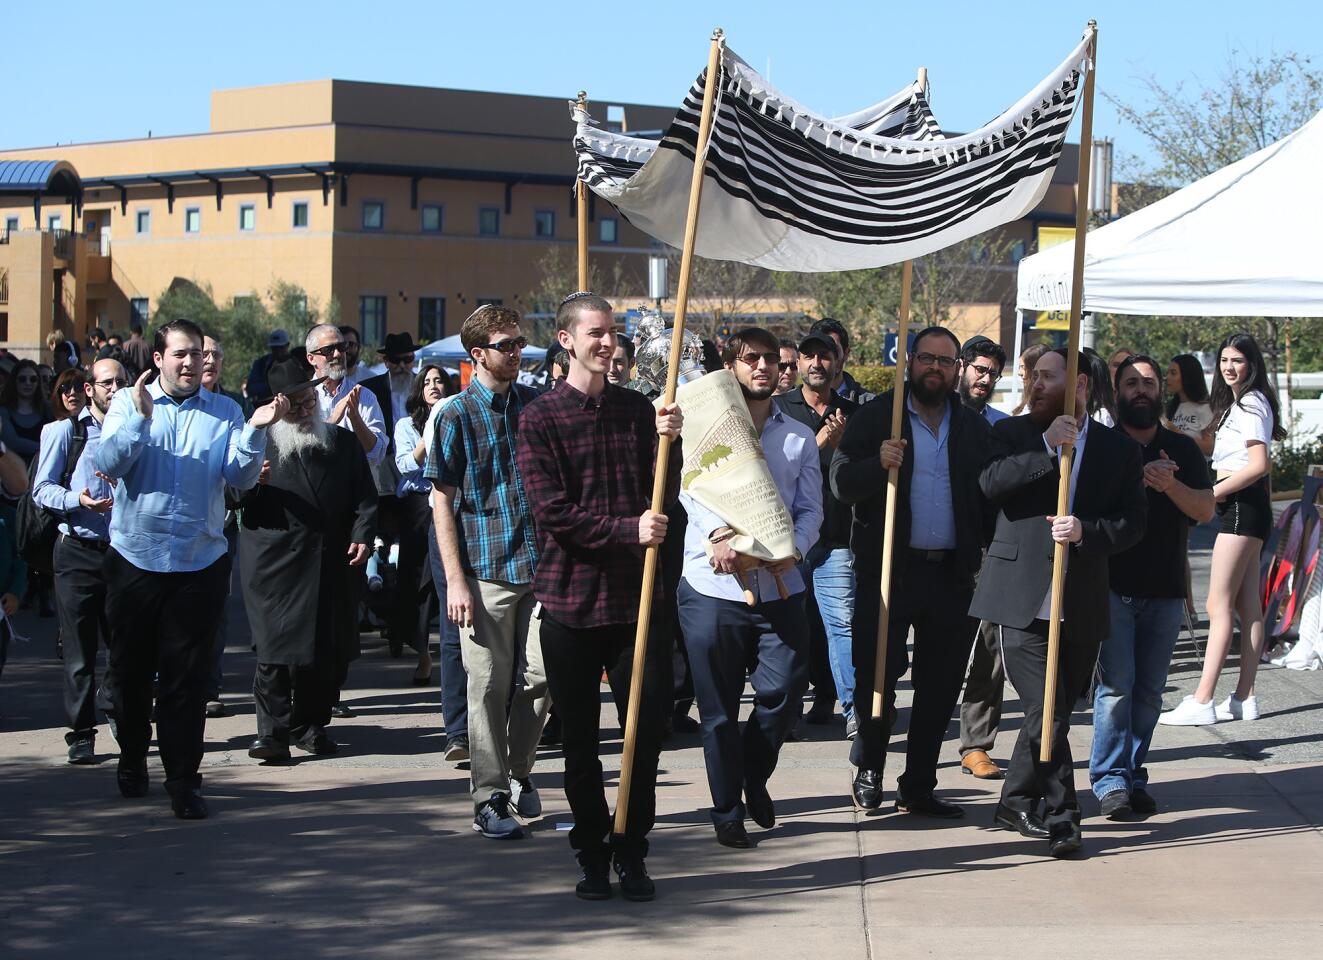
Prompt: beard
<box><xmin>957</xmin><ymin>377</ymin><xmax>987</xmax><ymax>410</ymax></box>
<box><xmin>389</xmin><ymin>369</ymin><xmax>413</xmax><ymax>394</ymax></box>
<box><xmin>910</xmin><ymin>370</ymin><xmax>952</xmax><ymax>406</ymax></box>
<box><xmin>269</xmin><ymin>418</ymin><xmax>334</xmax><ymax>461</ymax></box>
<box><xmin>740</xmin><ymin>379</ymin><xmax>776</xmax><ymax>402</ymax></box>
<box><xmin>324</xmin><ymin>359</ymin><xmax>346</xmax><ymax>382</ymax></box>
<box><xmin>1117</xmin><ymin>393</ymin><xmax>1160</xmax><ymax>429</ymax></box>
<box><xmin>1028</xmin><ymin>388</ymin><xmax>1065</xmax><ymax>427</ymax></box>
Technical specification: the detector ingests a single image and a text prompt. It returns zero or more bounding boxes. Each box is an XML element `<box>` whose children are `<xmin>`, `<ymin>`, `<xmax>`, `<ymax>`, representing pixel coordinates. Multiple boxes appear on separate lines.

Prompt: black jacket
<box><xmin>967</xmin><ymin>414</ymin><xmax>1146</xmax><ymax>641</ymax></box>
<box><xmin>776</xmin><ymin>387</ymin><xmax>859</xmax><ymax>548</ymax></box>
<box><xmin>830</xmin><ymin>388</ymin><xmax>992</xmax><ymax>584</ymax></box>
<box><xmin>359</xmin><ymin>371</ymin><xmax>401</xmax><ymax>497</ymax></box>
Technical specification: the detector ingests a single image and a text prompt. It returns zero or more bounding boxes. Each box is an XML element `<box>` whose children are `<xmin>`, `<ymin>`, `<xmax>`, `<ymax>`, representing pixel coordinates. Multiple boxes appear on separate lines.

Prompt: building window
<box><xmin>135</xmin><ymin>209</ymin><xmax>151</xmax><ymax>235</ymax></box>
<box><xmin>478</xmin><ymin>207</ymin><xmax>500</xmax><ymax>236</ymax></box>
<box><xmin>130</xmin><ymin>298</ymin><xmax>150</xmax><ymax>325</ymax></box>
<box><xmin>47</xmin><ymin>214</ymin><xmax>62</xmax><ymax>232</ymax></box>
<box><xmin>359</xmin><ymin>295</ymin><xmax>387</xmax><ymax>346</ymax></box>
<box><xmin>599</xmin><ymin>218</ymin><xmax>618</xmax><ymax>244</ymax></box>
<box><xmin>420</xmin><ymin>204</ymin><xmax>443</xmax><ymax>233</ymax></box>
<box><xmin>4</xmin><ymin>216</ymin><xmax>17</xmax><ymax>236</ymax></box>
<box><xmin>292</xmin><ymin>201</ymin><xmax>309</xmax><ymax>229</ymax></box>
<box><xmin>184</xmin><ymin>208</ymin><xmax>201</xmax><ymax>233</ymax></box>
<box><xmin>239</xmin><ymin>204</ymin><xmax>256</xmax><ymax>232</ymax></box>
<box><xmin>418</xmin><ymin>297</ymin><xmax>445</xmax><ymax>341</ymax></box>
<box><xmin>534</xmin><ymin>209</ymin><xmax>556</xmax><ymax>237</ymax></box>
<box><xmin>362</xmin><ymin>201</ymin><xmax>384</xmax><ymax>231</ymax></box>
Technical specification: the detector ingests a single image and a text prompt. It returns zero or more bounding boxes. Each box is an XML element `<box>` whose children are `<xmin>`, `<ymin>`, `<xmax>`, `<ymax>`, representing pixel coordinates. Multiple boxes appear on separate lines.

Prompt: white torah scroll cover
<box><xmin>663</xmin><ymin>369</ymin><xmax>797</xmax><ymax>562</ymax></box>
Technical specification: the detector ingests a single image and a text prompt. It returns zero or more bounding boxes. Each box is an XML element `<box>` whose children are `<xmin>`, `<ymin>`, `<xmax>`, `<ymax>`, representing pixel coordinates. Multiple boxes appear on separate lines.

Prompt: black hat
<box><xmin>262</xmin><ymin>358</ymin><xmax>324</xmax><ymax>402</ymax></box>
<box><xmin>798</xmin><ymin>332</ymin><xmax>838</xmax><ymax>356</ymax></box>
<box><xmin>377</xmin><ymin>332</ymin><xmax>421</xmax><ymax>357</ymax></box>
<box><xmin>961</xmin><ymin>334</ymin><xmax>995</xmax><ymax>352</ymax></box>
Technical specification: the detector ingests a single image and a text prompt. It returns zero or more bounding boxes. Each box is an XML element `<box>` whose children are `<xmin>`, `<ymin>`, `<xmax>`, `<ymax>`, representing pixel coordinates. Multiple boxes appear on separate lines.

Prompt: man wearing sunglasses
<box><xmin>678</xmin><ymin>327</ymin><xmax>823</xmax><ymax>851</ymax></box>
<box><xmin>32</xmin><ymin>358</ymin><xmax>129</xmax><ymax>765</ymax></box>
<box><xmin>831</xmin><ymin>325</ymin><xmax>993</xmax><ymax>819</ymax></box>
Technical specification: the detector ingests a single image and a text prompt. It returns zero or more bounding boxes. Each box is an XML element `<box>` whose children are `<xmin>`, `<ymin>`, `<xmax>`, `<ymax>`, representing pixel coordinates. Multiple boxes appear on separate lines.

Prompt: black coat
<box><xmin>967</xmin><ymin>414</ymin><xmax>1146</xmax><ymax>642</ymax></box>
<box><xmin>830</xmin><ymin>388</ymin><xmax>993</xmax><ymax>584</ymax></box>
<box><xmin>238</xmin><ymin>427</ymin><xmax>377</xmax><ymax>666</ymax></box>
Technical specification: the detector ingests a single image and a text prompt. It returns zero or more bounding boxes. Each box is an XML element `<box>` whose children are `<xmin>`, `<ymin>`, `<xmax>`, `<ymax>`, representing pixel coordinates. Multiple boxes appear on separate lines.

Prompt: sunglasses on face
<box><xmin>387</xmin><ymin>354</ymin><xmax>415</xmax><ymax>365</ymax></box>
<box><xmin>778</xmin><ymin>362</ymin><xmax>797</xmax><ymax>372</ymax></box>
<box><xmin>483</xmin><ymin>337</ymin><xmax>528</xmax><ymax>355</ymax></box>
<box><xmin>59</xmin><ymin>383</ymin><xmax>83</xmax><ymax>395</ymax></box>
<box><xmin>913</xmin><ymin>352</ymin><xmax>958</xmax><ymax>369</ymax></box>
<box><xmin>309</xmin><ymin>342</ymin><xmax>348</xmax><ymax>358</ymax></box>
<box><xmin>738</xmin><ymin>352</ymin><xmax>780</xmax><ymax>367</ymax></box>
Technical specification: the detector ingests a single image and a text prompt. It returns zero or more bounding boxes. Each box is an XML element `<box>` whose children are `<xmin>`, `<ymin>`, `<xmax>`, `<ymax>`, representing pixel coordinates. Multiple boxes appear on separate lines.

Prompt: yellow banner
<box><xmin>1035</xmin><ymin>227</ymin><xmax>1077</xmax><ymax>328</ymax></box>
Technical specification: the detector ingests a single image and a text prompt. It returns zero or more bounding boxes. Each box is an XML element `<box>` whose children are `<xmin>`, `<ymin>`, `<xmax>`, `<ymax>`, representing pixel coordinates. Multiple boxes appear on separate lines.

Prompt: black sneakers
<box><xmin>575</xmin><ymin>859</ymin><xmax>612</xmax><ymax>901</ymax></box>
<box><xmin>613</xmin><ymin>855</ymin><xmax>656</xmax><ymax>902</ymax></box>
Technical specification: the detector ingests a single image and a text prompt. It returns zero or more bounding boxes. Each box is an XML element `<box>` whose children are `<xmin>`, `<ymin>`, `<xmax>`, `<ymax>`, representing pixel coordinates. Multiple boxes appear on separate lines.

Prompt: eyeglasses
<box><xmin>967</xmin><ymin>362</ymin><xmax>1001</xmax><ymax>382</ymax></box>
<box><xmin>309</xmin><ymin>342</ymin><xmax>348</xmax><ymax>358</ymax></box>
<box><xmin>483</xmin><ymin>337</ymin><xmax>528</xmax><ymax>355</ymax></box>
<box><xmin>738</xmin><ymin>351</ymin><xmax>780</xmax><ymax>367</ymax></box>
<box><xmin>94</xmin><ymin>378</ymin><xmax>128</xmax><ymax>389</ymax></box>
<box><xmin>913</xmin><ymin>352</ymin><xmax>958</xmax><ymax>369</ymax></box>
<box><xmin>778</xmin><ymin>362</ymin><xmax>797</xmax><ymax>372</ymax></box>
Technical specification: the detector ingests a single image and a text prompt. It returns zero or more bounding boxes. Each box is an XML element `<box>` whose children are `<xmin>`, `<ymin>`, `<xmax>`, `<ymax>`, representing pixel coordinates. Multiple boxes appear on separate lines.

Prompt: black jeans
<box><xmin>851</xmin><ymin>555</ymin><xmax>978</xmax><ymax>799</ymax></box>
<box><xmin>254</xmin><ymin>660</ymin><xmax>335</xmax><ymax>746</ymax></box>
<box><xmin>538</xmin><ymin>612</ymin><xmax>669</xmax><ymax>864</ymax></box>
<box><xmin>103</xmin><ymin>549</ymin><xmax>230</xmax><ymax>794</ymax></box>
<box><xmin>1000</xmin><ymin>620</ymin><xmax>1101</xmax><ymax>826</ymax></box>
<box><xmin>676</xmin><ymin>582</ymin><xmax>809</xmax><ymax>824</ymax></box>
<box><xmin>390</xmin><ymin>494</ymin><xmax>437</xmax><ymax>656</ymax></box>
<box><xmin>52</xmin><ymin>535</ymin><xmax>115</xmax><ymax>737</ymax></box>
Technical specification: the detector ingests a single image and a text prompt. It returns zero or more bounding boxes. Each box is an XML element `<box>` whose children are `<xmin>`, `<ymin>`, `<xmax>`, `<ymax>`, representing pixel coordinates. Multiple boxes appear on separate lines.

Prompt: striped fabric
<box><xmin>572</xmin><ymin>29</ymin><xmax>1093</xmax><ymax>272</ymax></box>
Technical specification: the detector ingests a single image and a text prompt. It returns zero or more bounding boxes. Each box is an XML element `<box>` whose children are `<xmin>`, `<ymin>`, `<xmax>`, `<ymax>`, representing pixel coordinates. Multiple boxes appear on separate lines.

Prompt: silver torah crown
<box><xmin>635</xmin><ymin>310</ymin><xmax>706</xmax><ymax>392</ymax></box>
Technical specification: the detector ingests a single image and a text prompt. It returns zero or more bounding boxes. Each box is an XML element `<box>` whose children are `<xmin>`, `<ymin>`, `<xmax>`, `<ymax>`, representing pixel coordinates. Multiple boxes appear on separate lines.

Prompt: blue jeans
<box><xmin>1090</xmin><ymin>592</ymin><xmax>1183</xmax><ymax>799</ymax></box>
<box><xmin>426</xmin><ymin>523</ymin><xmax>467</xmax><ymax>740</ymax></box>
<box><xmin>801</xmin><ymin>543</ymin><xmax>856</xmax><ymax>719</ymax></box>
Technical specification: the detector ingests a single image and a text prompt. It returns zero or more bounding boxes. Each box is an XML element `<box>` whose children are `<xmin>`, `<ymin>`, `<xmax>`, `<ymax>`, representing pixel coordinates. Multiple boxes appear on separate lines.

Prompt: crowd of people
<box><xmin>0</xmin><ymin>298</ymin><xmax>1287</xmax><ymax>902</ymax></box>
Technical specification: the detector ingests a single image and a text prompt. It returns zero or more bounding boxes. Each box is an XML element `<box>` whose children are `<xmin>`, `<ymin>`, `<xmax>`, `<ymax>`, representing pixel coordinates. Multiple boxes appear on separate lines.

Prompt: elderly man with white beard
<box><xmin>240</xmin><ymin>360</ymin><xmax>377</xmax><ymax>760</ymax></box>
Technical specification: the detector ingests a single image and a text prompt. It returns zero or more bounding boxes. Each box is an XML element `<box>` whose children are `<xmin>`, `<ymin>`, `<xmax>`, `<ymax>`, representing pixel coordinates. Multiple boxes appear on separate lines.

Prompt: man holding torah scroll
<box><xmin>673</xmin><ymin>326</ymin><xmax>823</xmax><ymax>850</ymax></box>
<box><xmin>831</xmin><ymin>326</ymin><xmax>993</xmax><ymax>819</ymax></box>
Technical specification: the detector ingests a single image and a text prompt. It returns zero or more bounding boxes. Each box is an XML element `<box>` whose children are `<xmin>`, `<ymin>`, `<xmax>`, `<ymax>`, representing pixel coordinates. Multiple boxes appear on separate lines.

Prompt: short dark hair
<box><xmin>1115</xmin><ymin>353</ymin><xmax>1161</xmax><ymax>388</ymax></box>
<box><xmin>721</xmin><ymin>326</ymin><xmax>779</xmax><ymax>365</ymax></box>
<box><xmin>337</xmin><ymin>325</ymin><xmax>361</xmax><ymax>342</ymax></box>
<box><xmin>617</xmin><ymin>336</ymin><xmax>635</xmax><ymax>364</ymax></box>
<box><xmin>154</xmin><ymin>318</ymin><xmax>205</xmax><ymax>354</ymax></box>
<box><xmin>910</xmin><ymin>325</ymin><xmax>960</xmax><ymax>356</ymax></box>
<box><xmin>91</xmin><ymin>327</ymin><xmax>107</xmax><ymax>342</ymax></box>
<box><xmin>960</xmin><ymin>338</ymin><xmax>1007</xmax><ymax>370</ymax></box>
<box><xmin>779</xmin><ymin>338</ymin><xmax>799</xmax><ymax>352</ymax></box>
<box><xmin>547</xmin><ymin>346</ymin><xmax>570</xmax><ymax>375</ymax></box>
<box><xmin>809</xmin><ymin>317</ymin><xmax>849</xmax><ymax>354</ymax></box>
<box><xmin>130</xmin><ymin>321</ymin><xmax>143</xmax><ymax>335</ymax></box>
<box><xmin>556</xmin><ymin>291</ymin><xmax>613</xmax><ymax>333</ymax></box>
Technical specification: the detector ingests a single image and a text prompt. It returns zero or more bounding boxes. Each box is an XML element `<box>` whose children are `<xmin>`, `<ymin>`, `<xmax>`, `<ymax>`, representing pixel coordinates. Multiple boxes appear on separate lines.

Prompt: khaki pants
<box><xmin>459</xmin><ymin>578</ymin><xmax>551</xmax><ymax>807</ymax></box>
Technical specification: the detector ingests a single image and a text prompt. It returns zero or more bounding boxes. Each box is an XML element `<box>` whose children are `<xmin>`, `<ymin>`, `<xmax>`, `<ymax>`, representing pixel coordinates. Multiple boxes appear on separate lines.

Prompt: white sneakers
<box><xmin>1215</xmin><ymin>694</ymin><xmax>1260</xmax><ymax>721</ymax></box>
<box><xmin>1159</xmin><ymin>693</ymin><xmax>1261</xmax><ymax>726</ymax></box>
<box><xmin>1158</xmin><ymin>695</ymin><xmax>1218</xmax><ymax>726</ymax></box>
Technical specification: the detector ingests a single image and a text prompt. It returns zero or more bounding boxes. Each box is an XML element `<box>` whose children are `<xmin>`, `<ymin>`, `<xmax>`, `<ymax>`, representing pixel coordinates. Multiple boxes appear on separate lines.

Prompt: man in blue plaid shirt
<box><xmin>426</xmin><ymin>305</ymin><xmax>550</xmax><ymax>841</ymax></box>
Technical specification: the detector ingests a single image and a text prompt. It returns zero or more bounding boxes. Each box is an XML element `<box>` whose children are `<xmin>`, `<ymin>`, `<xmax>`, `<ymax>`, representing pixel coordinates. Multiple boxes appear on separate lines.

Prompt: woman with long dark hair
<box><xmin>391</xmin><ymin>364</ymin><xmax>451</xmax><ymax>684</ymax></box>
<box><xmin>50</xmin><ymin>368</ymin><xmax>88</xmax><ymax>423</ymax></box>
<box><xmin>1161</xmin><ymin>332</ymin><xmax>1285</xmax><ymax>727</ymax></box>
<box><xmin>0</xmin><ymin>359</ymin><xmax>53</xmax><ymax>464</ymax></box>
<box><xmin>1083</xmin><ymin>348</ymin><xmax>1117</xmax><ymax>426</ymax></box>
<box><xmin>1164</xmin><ymin>354</ymin><xmax>1214</xmax><ymax>456</ymax></box>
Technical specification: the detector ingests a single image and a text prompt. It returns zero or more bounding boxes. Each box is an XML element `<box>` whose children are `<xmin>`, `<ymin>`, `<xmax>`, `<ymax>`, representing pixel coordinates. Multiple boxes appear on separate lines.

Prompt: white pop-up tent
<box><xmin>1016</xmin><ymin>108</ymin><xmax>1323</xmax><ymax>318</ymax></box>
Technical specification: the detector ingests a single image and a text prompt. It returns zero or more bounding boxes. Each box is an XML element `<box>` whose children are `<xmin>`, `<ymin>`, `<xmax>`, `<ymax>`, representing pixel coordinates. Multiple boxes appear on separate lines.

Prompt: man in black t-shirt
<box><xmin>1091</xmin><ymin>355</ymin><xmax>1214</xmax><ymax>821</ymax></box>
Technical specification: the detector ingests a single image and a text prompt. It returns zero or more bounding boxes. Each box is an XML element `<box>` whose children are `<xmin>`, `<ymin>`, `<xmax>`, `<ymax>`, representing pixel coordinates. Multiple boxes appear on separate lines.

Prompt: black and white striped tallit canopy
<box><xmin>572</xmin><ymin>27</ymin><xmax>1093</xmax><ymax>272</ymax></box>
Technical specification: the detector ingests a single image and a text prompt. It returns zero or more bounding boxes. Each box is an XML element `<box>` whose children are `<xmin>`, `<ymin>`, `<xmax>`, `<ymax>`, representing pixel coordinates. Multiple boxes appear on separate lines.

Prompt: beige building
<box><xmin>0</xmin><ymin>78</ymin><xmax>1084</xmax><ymax>361</ymax></box>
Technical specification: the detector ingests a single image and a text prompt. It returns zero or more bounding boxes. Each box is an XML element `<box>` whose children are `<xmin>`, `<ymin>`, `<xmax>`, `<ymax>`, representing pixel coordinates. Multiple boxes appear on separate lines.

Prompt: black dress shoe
<box><xmin>1099</xmin><ymin>788</ymin><xmax>1133</xmax><ymax>821</ymax></box>
<box><xmin>294</xmin><ymin>732</ymin><xmax>339</xmax><ymax>756</ymax></box>
<box><xmin>851</xmin><ymin>768</ymin><xmax>883</xmax><ymax>810</ymax></box>
<box><xmin>744</xmin><ymin>780</ymin><xmax>776</xmax><ymax>829</ymax></box>
<box><xmin>804</xmin><ymin>697</ymin><xmax>836</xmax><ymax>725</ymax></box>
<box><xmin>248</xmin><ymin>737</ymin><xmax>291</xmax><ymax>762</ymax></box>
<box><xmin>575</xmin><ymin>859</ymin><xmax>613</xmax><ymax>901</ymax></box>
<box><xmin>205</xmin><ymin>700</ymin><xmax>228</xmax><ymax>719</ymax></box>
<box><xmin>895</xmin><ymin>791</ymin><xmax>965</xmax><ymax>819</ymax></box>
<box><xmin>170</xmin><ymin>788</ymin><xmax>209</xmax><ymax>821</ymax></box>
<box><xmin>715</xmin><ymin>821</ymin><xmax>752</xmax><ymax>849</ymax></box>
<box><xmin>329</xmin><ymin>703</ymin><xmax>355</xmax><ymax>720</ymax></box>
<box><xmin>612</xmin><ymin>855</ymin><xmax>656</xmax><ymax>902</ymax></box>
<box><xmin>117</xmin><ymin>758</ymin><xmax>149</xmax><ymax>798</ymax></box>
<box><xmin>670</xmin><ymin>712</ymin><xmax>701</xmax><ymax>734</ymax></box>
<box><xmin>993</xmin><ymin>804</ymin><xmax>1050</xmax><ymax>839</ymax></box>
<box><xmin>66</xmin><ymin>734</ymin><xmax>96</xmax><ymax>765</ymax></box>
<box><xmin>1129</xmin><ymin>788</ymin><xmax>1158</xmax><ymax>815</ymax></box>
<box><xmin>1048</xmin><ymin>822</ymin><xmax>1083</xmax><ymax>858</ymax></box>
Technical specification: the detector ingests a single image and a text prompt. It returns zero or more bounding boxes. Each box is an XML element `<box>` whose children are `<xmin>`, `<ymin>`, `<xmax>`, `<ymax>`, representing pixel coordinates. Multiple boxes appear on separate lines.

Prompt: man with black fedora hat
<box><xmin>238</xmin><ymin>359</ymin><xmax>378</xmax><ymax>760</ymax></box>
<box><xmin>360</xmin><ymin>332</ymin><xmax>421</xmax><ymax>493</ymax></box>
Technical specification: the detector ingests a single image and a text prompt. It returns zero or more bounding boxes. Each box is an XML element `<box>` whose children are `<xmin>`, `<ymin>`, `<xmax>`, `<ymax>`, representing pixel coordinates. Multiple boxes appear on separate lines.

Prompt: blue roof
<box><xmin>0</xmin><ymin>159</ymin><xmax>80</xmax><ymax>193</ymax></box>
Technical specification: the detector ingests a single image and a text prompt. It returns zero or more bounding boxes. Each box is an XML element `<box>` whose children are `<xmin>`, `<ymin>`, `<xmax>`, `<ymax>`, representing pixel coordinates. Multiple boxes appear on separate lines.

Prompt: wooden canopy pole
<box><xmin>868</xmin><ymin>65</ymin><xmax>925</xmax><ymax>721</ymax></box>
<box><xmin>1040</xmin><ymin>21</ymin><xmax>1098</xmax><ymax>762</ymax></box>
<box><xmin>575</xmin><ymin>91</ymin><xmax>590</xmax><ymax>291</ymax></box>
<box><xmin>614</xmin><ymin>28</ymin><xmax>724</xmax><ymax>835</ymax></box>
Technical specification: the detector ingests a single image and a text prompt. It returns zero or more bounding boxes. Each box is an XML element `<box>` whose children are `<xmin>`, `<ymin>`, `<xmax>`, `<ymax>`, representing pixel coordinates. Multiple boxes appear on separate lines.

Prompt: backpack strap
<box><xmin>62</xmin><ymin>417</ymin><xmax>89</xmax><ymax>490</ymax></box>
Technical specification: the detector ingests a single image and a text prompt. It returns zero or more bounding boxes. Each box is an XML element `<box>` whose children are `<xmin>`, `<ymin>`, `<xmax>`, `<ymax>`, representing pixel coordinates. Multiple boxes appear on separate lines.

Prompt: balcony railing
<box><xmin>51</xmin><ymin>228</ymin><xmax>72</xmax><ymax>259</ymax></box>
<box><xmin>1</xmin><ymin>267</ymin><xmax>8</xmax><ymax>304</ymax></box>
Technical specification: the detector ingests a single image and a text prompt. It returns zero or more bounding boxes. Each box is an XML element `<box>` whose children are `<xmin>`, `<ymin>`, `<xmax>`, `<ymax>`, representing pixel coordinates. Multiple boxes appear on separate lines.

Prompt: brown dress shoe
<box><xmin>960</xmin><ymin>750</ymin><xmax>1003</xmax><ymax>780</ymax></box>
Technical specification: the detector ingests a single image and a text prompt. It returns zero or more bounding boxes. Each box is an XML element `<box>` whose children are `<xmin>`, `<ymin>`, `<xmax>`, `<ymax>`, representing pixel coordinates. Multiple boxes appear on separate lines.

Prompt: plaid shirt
<box><xmin>515</xmin><ymin>379</ymin><xmax>681</xmax><ymax>629</ymax></box>
<box><xmin>424</xmin><ymin>378</ymin><xmax>538</xmax><ymax>584</ymax></box>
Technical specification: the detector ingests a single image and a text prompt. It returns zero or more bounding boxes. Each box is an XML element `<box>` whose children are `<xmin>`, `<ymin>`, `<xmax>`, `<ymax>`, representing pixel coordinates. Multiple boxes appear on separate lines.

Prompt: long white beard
<box><xmin>269</xmin><ymin>418</ymin><xmax>334</xmax><ymax>460</ymax></box>
<box><xmin>389</xmin><ymin>370</ymin><xmax>412</xmax><ymax>394</ymax></box>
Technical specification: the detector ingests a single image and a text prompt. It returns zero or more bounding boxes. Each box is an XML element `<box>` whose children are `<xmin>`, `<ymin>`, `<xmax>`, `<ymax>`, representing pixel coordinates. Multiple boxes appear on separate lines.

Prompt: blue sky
<box><xmin>7</xmin><ymin>0</ymin><xmax>1320</xmax><ymax>170</ymax></box>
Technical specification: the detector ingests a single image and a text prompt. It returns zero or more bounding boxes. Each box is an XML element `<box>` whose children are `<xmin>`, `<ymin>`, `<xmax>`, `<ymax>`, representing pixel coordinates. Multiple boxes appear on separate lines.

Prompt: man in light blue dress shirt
<box><xmin>32</xmin><ymin>358</ymin><xmax>127</xmax><ymax>765</ymax></box>
<box><xmin>97</xmin><ymin>319</ymin><xmax>285</xmax><ymax>820</ymax></box>
<box><xmin>676</xmin><ymin>327</ymin><xmax>823</xmax><ymax>850</ymax></box>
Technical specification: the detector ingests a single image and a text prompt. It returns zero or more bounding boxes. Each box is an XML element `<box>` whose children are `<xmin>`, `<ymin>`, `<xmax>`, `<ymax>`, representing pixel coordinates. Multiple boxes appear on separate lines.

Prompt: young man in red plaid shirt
<box><xmin>515</xmin><ymin>292</ymin><xmax>683</xmax><ymax>902</ymax></box>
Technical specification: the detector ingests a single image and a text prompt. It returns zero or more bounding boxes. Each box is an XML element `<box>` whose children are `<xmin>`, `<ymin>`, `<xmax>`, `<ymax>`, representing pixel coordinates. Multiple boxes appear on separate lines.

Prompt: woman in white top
<box><xmin>1164</xmin><ymin>353</ymin><xmax>1215</xmax><ymax>456</ymax></box>
<box><xmin>1161</xmin><ymin>333</ymin><xmax>1284</xmax><ymax>727</ymax></box>
<box><xmin>390</xmin><ymin>365</ymin><xmax>451</xmax><ymax>684</ymax></box>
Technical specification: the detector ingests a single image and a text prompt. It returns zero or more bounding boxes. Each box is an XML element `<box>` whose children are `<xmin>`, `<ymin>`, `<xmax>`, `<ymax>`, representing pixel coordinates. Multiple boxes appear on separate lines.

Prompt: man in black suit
<box><xmin>831</xmin><ymin>326</ymin><xmax>992</xmax><ymax>817</ymax></box>
<box><xmin>238</xmin><ymin>361</ymin><xmax>378</xmax><ymax>760</ymax></box>
<box><xmin>358</xmin><ymin>332</ymin><xmax>420</xmax><ymax>498</ymax></box>
<box><xmin>969</xmin><ymin>348</ymin><xmax>1146</xmax><ymax>857</ymax></box>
